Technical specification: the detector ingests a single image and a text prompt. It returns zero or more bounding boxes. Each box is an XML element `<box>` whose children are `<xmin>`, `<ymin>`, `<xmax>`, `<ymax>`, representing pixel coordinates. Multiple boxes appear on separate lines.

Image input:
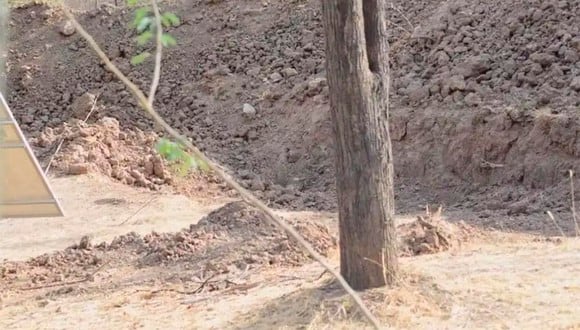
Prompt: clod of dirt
<box><xmin>30</xmin><ymin>117</ymin><xmax>172</xmax><ymax>190</ymax></box>
<box><xmin>70</xmin><ymin>92</ymin><xmax>96</xmax><ymax>119</ymax></box>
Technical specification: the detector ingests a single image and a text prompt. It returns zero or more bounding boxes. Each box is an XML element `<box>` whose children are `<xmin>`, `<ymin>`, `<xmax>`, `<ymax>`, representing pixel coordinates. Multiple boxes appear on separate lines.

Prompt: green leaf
<box><xmin>136</xmin><ymin>16</ymin><xmax>153</xmax><ymax>33</ymax></box>
<box><xmin>160</xmin><ymin>15</ymin><xmax>172</xmax><ymax>28</ymax></box>
<box><xmin>162</xmin><ymin>12</ymin><xmax>181</xmax><ymax>26</ymax></box>
<box><xmin>127</xmin><ymin>0</ymin><xmax>139</xmax><ymax>6</ymax></box>
<box><xmin>155</xmin><ymin>138</ymin><xmax>172</xmax><ymax>155</ymax></box>
<box><xmin>131</xmin><ymin>51</ymin><xmax>151</xmax><ymax>65</ymax></box>
<box><xmin>136</xmin><ymin>31</ymin><xmax>153</xmax><ymax>45</ymax></box>
<box><xmin>161</xmin><ymin>33</ymin><xmax>177</xmax><ymax>47</ymax></box>
<box><xmin>132</xmin><ymin>8</ymin><xmax>150</xmax><ymax>28</ymax></box>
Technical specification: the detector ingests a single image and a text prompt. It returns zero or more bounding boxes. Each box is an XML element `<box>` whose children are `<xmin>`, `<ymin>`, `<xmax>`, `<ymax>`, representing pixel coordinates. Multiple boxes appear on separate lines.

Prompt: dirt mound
<box><xmin>105</xmin><ymin>201</ymin><xmax>337</xmax><ymax>268</ymax></box>
<box><xmin>392</xmin><ymin>0</ymin><xmax>580</xmax><ymax>110</ymax></box>
<box><xmin>0</xmin><ymin>202</ymin><xmax>336</xmax><ymax>291</ymax></box>
<box><xmin>5</xmin><ymin>1</ymin><xmax>580</xmax><ymax>232</ymax></box>
<box><xmin>30</xmin><ymin>116</ymin><xmax>172</xmax><ymax>189</ymax></box>
<box><xmin>398</xmin><ymin>211</ymin><xmax>481</xmax><ymax>257</ymax></box>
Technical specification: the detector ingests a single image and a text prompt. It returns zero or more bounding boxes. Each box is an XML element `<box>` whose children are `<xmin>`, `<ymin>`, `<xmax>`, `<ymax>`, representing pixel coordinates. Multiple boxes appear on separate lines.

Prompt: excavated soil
<box><xmin>31</xmin><ymin>115</ymin><xmax>174</xmax><ymax>189</ymax></box>
<box><xmin>4</xmin><ymin>0</ymin><xmax>580</xmax><ymax>234</ymax></box>
<box><xmin>0</xmin><ymin>201</ymin><xmax>337</xmax><ymax>292</ymax></box>
<box><xmin>1</xmin><ymin>201</ymin><xmax>473</xmax><ymax>295</ymax></box>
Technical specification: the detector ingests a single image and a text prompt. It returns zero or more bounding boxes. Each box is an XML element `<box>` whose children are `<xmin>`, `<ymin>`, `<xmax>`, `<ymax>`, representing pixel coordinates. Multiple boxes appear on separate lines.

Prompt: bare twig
<box><xmin>44</xmin><ymin>94</ymin><xmax>99</xmax><ymax>174</ymax></box>
<box><xmin>389</xmin><ymin>2</ymin><xmax>413</xmax><ymax>32</ymax></box>
<box><xmin>116</xmin><ymin>194</ymin><xmax>160</xmax><ymax>226</ymax></box>
<box><xmin>480</xmin><ymin>159</ymin><xmax>505</xmax><ymax>169</ymax></box>
<box><xmin>60</xmin><ymin>3</ymin><xmax>381</xmax><ymax>329</ymax></box>
<box><xmin>545</xmin><ymin>210</ymin><xmax>566</xmax><ymax>237</ymax></box>
<box><xmin>569</xmin><ymin>170</ymin><xmax>579</xmax><ymax>237</ymax></box>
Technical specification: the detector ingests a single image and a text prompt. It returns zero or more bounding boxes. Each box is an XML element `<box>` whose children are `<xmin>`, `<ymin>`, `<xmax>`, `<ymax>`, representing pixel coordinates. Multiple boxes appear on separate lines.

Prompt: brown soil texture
<box><xmin>0</xmin><ymin>201</ymin><xmax>337</xmax><ymax>292</ymax></box>
<box><xmin>0</xmin><ymin>201</ymin><xmax>471</xmax><ymax>294</ymax></box>
<box><xmin>31</xmin><ymin>116</ymin><xmax>175</xmax><ymax>189</ymax></box>
<box><xmin>5</xmin><ymin>0</ymin><xmax>580</xmax><ymax>234</ymax></box>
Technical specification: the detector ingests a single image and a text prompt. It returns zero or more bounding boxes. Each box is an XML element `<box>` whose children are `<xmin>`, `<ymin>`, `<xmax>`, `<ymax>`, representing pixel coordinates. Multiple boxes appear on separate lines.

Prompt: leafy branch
<box><xmin>60</xmin><ymin>0</ymin><xmax>382</xmax><ymax>328</ymax></box>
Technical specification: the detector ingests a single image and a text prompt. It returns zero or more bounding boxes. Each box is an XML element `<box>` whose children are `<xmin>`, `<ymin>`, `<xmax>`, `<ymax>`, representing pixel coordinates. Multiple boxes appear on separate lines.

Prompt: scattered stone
<box><xmin>570</xmin><ymin>77</ymin><xmax>580</xmax><ymax>92</ymax></box>
<box><xmin>454</xmin><ymin>55</ymin><xmax>491</xmax><ymax>78</ymax></box>
<box><xmin>40</xmin><ymin>9</ymin><xmax>54</xmax><ymax>20</ymax></box>
<box><xmin>269</xmin><ymin>72</ymin><xmax>283</xmax><ymax>82</ymax></box>
<box><xmin>70</xmin><ymin>93</ymin><xmax>96</xmax><ymax>119</ymax></box>
<box><xmin>242</xmin><ymin>103</ymin><xmax>257</xmax><ymax>117</ymax></box>
<box><xmin>68</xmin><ymin>163</ymin><xmax>89</xmax><ymax>175</ymax></box>
<box><xmin>281</xmin><ymin>67</ymin><xmax>298</xmax><ymax>77</ymax></box>
<box><xmin>530</xmin><ymin>52</ymin><xmax>556</xmax><ymax>67</ymax></box>
<box><xmin>59</xmin><ymin>21</ymin><xmax>76</xmax><ymax>36</ymax></box>
<box><xmin>308</xmin><ymin>77</ymin><xmax>326</xmax><ymax>91</ymax></box>
<box><xmin>407</xmin><ymin>83</ymin><xmax>429</xmax><ymax>103</ymax></box>
<box><xmin>78</xmin><ymin>236</ymin><xmax>92</xmax><ymax>250</ymax></box>
<box><xmin>448</xmin><ymin>75</ymin><xmax>466</xmax><ymax>91</ymax></box>
<box><xmin>464</xmin><ymin>93</ymin><xmax>482</xmax><ymax>106</ymax></box>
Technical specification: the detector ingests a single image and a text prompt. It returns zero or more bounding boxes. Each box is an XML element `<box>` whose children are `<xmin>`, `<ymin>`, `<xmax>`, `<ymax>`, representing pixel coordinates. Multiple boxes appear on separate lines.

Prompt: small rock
<box><xmin>307</xmin><ymin>77</ymin><xmax>327</xmax><ymax>91</ymax></box>
<box><xmin>281</xmin><ymin>67</ymin><xmax>298</xmax><ymax>77</ymax></box>
<box><xmin>407</xmin><ymin>83</ymin><xmax>429</xmax><ymax>103</ymax></box>
<box><xmin>130</xmin><ymin>169</ymin><xmax>144</xmax><ymax>180</ymax></box>
<box><xmin>570</xmin><ymin>77</ymin><xmax>580</xmax><ymax>92</ymax></box>
<box><xmin>455</xmin><ymin>55</ymin><xmax>491</xmax><ymax>78</ymax></box>
<box><xmin>530</xmin><ymin>52</ymin><xmax>556</xmax><ymax>67</ymax></box>
<box><xmin>153</xmin><ymin>157</ymin><xmax>166</xmax><ymax>179</ymax></box>
<box><xmin>247</xmin><ymin>129</ymin><xmax>258</xmax><ymax>140</ymax></box>
<box><xmin>286</xmin><ymin>150</ymin><xmax>301</xmax><ymax>163</ymax></box>
<box><xmin>464</xmin><ymin>93</ymin><xmax>481</xmax><ymax>106</ymax></box>
<box><xmin>59</xmin><ymin>21</ymin><xmax>76</xmax><ymax>36</ymax></box>
<box><xmin>448</xmin><ymin>75</ymin><xmax>466</xmax><ymax>91</ymax></box>
<box><xmin>71</xmin><ymin>93</ymin><xmax>96</xmax><ymax>119</ymax></box>
<box><xmin>21</xmin><ymin>114</ymin><xmax>34</xmax><ymax>124</ymax></box>
<box><xmin>40</xmin><ymin>9</ymin><xmax>54</xmax><ymax>20</ymax></box>
<box><xmin>78</xmin><ymin>236</ymin><xmax>92</xmax><ymax>250</ymax></box>
<box><xmin>144</xmin><ymin>159</ymin><xmax>154</xmax><ymax>176</ymax></box>
<box><xmin>242</xmin><ymin>103</ymin><xmax>257</xmax><ymax>117</ymax></box>
<box><xmin>436</xmin><ymin>51</ymin><xmax>450</xmax><ymax>66</ymax></box>
<box><xmin>68</xmin><ymin>163</ymin><xmax>89</xmax><ymax>175</ymax></box>
<box><xmin>250</xmin><ymin>179</ymin><xmax>266</xmax><ymax>191</ymax></box>
<box><xmin>269</xmin><ymin>72</ymin><xmax>283</xmax><ymax>82</ymax></box>
<box><xmin>246</xmin><ymin>67</ymin><xmax>261</xmax><ymax>76</ymax></box>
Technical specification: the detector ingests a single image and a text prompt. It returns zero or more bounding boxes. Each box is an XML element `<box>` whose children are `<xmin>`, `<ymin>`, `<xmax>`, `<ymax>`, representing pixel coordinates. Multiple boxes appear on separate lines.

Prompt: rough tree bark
<box><xmin>321</xmin><ymin>1</ymin><xmax>398</xmax><ymax>289</ymax></box>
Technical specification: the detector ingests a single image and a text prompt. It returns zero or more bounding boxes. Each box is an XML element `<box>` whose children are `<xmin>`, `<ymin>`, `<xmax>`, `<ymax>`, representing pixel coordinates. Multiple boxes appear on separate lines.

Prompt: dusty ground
<box><xmin>2</xmin><ymin>0</ymin><xmax>580</xmax><ymax>329</ymax></box>
<box><xmin>2</xmin><ymin>175</ymin><xmax>579</xmax><ymax>329</ymax></box>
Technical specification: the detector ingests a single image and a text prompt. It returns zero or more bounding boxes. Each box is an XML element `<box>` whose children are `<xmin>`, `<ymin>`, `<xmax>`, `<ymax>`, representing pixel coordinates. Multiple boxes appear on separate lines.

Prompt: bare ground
<box><xmin>1</xmin><ymin>175</ymin><xmax>580</xmax><ymax>329</ymax></box>
<box><xmin>3</xmin><ymin>0</ymin><xmax>580</xmax><ymax>329</ymax></box>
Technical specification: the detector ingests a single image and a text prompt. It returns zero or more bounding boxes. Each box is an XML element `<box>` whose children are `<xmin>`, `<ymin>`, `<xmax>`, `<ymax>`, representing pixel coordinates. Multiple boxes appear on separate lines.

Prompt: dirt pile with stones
<box><xmin>0</xmin><ymin>202</ymin><xmax>337</xmax><ymax>291</ymax></box>
<box><xmin>30</xmin><ymin>115</ymin><xmax>172</xmax><ymax>190</ymax></box>
<box><xmin>398</xmin><ymin>213</ymin><xmax>483</xmax><ymax>257</ymax></box>
<box><xmin>0</xmin><ymin>201</ymin><xmax>479</xmax><ymax>293</ymax></box>
<box><xmin>6</xmin><ymin>0</ymin><xmax>580</xmax><ymax>233</ymax></box>
<box><xmin>392</xmin><ymin>0</ymin><xmax>580</xmax><ymax>110</ymax></box>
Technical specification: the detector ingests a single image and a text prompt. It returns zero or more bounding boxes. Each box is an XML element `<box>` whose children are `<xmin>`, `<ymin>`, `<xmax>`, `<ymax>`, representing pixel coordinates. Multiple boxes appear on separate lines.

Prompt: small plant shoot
<box><xmin>128</xmin><ymin>0</ymin><xmax>180</xmax><ymax>67</ymax></box>
<box><xmin>125</xmin><ymin>1</ymin><xmax>204</xmax><ymax>175</ymax></box>
<box><xmin>155</xmin><ymin>138</ymin><xmax>207</xmax><ymax>176</ymax></box>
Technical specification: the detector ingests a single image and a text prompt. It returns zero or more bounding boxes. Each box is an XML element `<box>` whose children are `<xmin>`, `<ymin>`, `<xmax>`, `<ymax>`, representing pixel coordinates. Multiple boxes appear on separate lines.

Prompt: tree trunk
<box><xmin>321</xmin><ymin>0</ymin><xmax>398</xmax><ymax>290</ymax></box>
